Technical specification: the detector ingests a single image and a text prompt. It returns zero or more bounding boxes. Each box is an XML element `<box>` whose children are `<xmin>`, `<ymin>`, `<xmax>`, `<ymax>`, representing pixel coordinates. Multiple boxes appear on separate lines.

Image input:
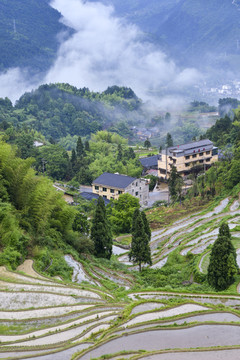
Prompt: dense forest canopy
<box><xmin>9</xmin><ymin>84</ymin><xmax>141</xmax><ymax>141</ymax></box>
<box><xmin>0</xmin><ymin>82</ymin><xmax>218</xmax><ymax>149</ymax></box>
<box><xmin>0</xmin><ymin>140</ymin><xmax>93</xmax><ymax>273</ymax></box>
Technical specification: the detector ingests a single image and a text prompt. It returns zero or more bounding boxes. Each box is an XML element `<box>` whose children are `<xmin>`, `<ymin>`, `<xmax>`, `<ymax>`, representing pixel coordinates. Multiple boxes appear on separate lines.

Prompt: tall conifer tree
<box><xmin>84</xmin><ymin>140</ymin><xmax>90</xmax><ymax>152</ymax></box>
<box><xmin>208</xmin><ymin>222</ymin><xmax>238</xmax><ymax>290</ymax></box>
<box><xmin>91</xmin><ymin>197</ymin><xmax>112</xmax><ymax>259</ymax></box>
<box><xmin>71</xmin><ymin>148</ymin><xmax>77</xmax><ymax>171</ymax></box>
<box><xmin>141</xmin><ymin>211</ymin><xmax>151</xmax><ymax>241</ymax></box>
<box><xmin>76</xmin><ymin>136</ymin><xmax>84</xmax><ymax>157</ymax></box>
<box><xmin>129</xmin><ymin>210</ymin><xmax>152</xmax><ymax>271</ymax></box>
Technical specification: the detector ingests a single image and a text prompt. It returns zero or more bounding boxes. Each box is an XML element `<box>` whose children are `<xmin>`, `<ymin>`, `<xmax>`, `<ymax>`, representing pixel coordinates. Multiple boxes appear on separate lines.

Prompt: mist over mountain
<box><xmin>89</xmin><ymin>0</ymin><xmax>240</xmax><ymax>78</ymax></box>
<box><xmin>0</xmin><ymin>0</ymin><xmax>201</xmax><ymax>105</ymax></box>
<box><xmin>0</xmin><ymin>0</ymin><xmax>239</xmax><ymax>104</ymax></box>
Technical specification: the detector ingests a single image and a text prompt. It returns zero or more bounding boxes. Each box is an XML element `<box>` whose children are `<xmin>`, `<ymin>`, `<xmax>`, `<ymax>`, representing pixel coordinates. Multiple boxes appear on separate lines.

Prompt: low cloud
<box><xmin>0</xmin><ymin>68</ymin><xmax>35</xmax><ymax>103</ymax></box>
<box><xmin>46</xmin><ymin>0</ymin><xmax>201</xmax><ymax>102</ymax></box>
<box><xmin>0</xmin><ymin>0</ymin><xmax>202</xmax><ymax>106</ymax></box>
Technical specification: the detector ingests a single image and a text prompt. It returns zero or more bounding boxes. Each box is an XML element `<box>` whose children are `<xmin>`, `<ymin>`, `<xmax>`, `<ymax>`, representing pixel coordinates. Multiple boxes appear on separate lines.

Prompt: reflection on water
<box><xmin>1</xmin><ymin>343</ymin><xmax>91</xmax><ymax>360</ymax></box>
<box><xmin>142</xmin><ymin>349</ymin><xmax>240</xmax><ymax>360</ymax></box>
<box><xmin>79</xmin><ymin>325</ymin><xmax>240</xmax><ymax>360</ymax></box>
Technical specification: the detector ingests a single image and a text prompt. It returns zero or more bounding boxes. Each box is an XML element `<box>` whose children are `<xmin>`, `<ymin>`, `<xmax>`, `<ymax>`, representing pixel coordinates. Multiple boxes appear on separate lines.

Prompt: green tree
<box><xmin>166</xmin><ymin>133</ymin><xmax>173</xmax><ymax>147</ymax></box>
<box><xmin>108</xmin><ymin>193</ymin><xmax>140</xmax><ymax>234</ymax></box>
<box><xmin>84</xmin><ymin>140</ymin><xmax>90</xmax><ymax>152</ymax></box>
<box><xmin>117</xmin><ymin>144</ymin><xmax>123</xmax><ymax>161</ymax></box>
<box><xmin>72</xmin><ymin>211</ymin><xmax>89</xmax><ymax>235</ymax></box>
<box><xmin>145</xmin><ymin>175</ymin><xmax>158</xmax><ymax>191</ymax></box>
<box><xmin>91</xmin><ymin>197</ymin><xmax>112</xmax><ymax>259</ymax></box>
<box><xmin>76</xmin><ymin>136</ymin><xmax>85</xmax><ymax>157</ymax></box>
<box><xmin>127</xmin><ymin>147</ymin><xmax>136</xmax><ymax>159</ymax></box>
<box><xmin>16</xmin><ymin>132</ymin><xmax>36</xmax><ymax>159</ymax></box>
<box><xmin>71</xmin><ymin>149</ymin><xmax>77</xmax><ymax>171</ymax></box>
<box><xmin>207</xmin><ymin>222</ymin><xmax>238</xmax><ymax>291</ymax></box>
<box><xmin>37</xmin><ymin>145</ymin><xmax>70</xmax><ymax>180</ymax></box>
<box><xmin>141</xmin><ymin>211</ymin><xmax>151</xmax><ymax>241</ymax></box>
<box><xmin>144</xmin><ymin>138</ymin><xmax>151</xmax><ymax>149</ymax></box>
<box><xmin>129</xmin><ymin>209</ymin><xmax>152</xmax><ymax>271</ymax></box>
<box><xmin>168</xmin><ymin>165</ymin><xmax>183</xmax><ymax>201</ymax></box>
<box><xmin>165</xmin><ymin>112</ymin><xmax>171</xmax><ymax>121</ymax></box>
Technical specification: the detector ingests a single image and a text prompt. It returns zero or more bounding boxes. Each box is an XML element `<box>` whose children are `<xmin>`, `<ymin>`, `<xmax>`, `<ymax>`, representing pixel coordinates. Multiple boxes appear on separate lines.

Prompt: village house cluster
<box><xmin>91</xmin><ymin>139</ymin><xmax>218</xmax><ymax>205</ymax></box>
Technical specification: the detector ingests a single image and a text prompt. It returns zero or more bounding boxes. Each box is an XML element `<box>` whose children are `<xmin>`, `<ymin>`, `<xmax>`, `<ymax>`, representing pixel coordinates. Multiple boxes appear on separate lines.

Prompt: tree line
<box><xmin>91</xmin><ymin>196</ymin><xmax>152</xmax><ymax>271</ymax></box>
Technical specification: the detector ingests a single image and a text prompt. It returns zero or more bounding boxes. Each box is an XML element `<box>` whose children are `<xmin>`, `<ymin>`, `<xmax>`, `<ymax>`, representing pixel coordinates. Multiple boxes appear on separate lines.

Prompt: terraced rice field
<box><xmin>1</xmin><ymin>197</ymin><xmax>240</xmax><ymax>359</ymax></box>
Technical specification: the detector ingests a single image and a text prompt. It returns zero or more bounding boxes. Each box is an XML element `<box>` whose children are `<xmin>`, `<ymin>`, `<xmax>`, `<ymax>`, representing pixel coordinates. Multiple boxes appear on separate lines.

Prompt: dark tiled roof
<box><xmin>162</xmin><ymin>139</ymin><xmax>215</xmax><ymax>156</ymax></box>
<box><xmin>169</xmin><ymin>139</ymin><xmax>213</xmax><ymax>152</ymax></box>
<box><xmin>80</xmin><ymin>192</ymin><xmax>110</xmax><ymax>205</ymax></box>
<box><xmin>92</xmin><ymin>172</ymin><xmax>136</xmax><ymax>189</ymax></box>
<box><xmin>139</xmin><ymin>155</ymin><xmax>160</xmax><ymax>168</ymax></box>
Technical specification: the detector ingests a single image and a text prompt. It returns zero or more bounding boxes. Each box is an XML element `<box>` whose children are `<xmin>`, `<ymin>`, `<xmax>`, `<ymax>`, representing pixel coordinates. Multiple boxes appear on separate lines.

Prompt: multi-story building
<box><xmin>158</xmin><ymin>139</ymin><xmax>218</xmax><ymax>180</ymax></box>
<box><xmin>92</xmin><ymin>172</ymin><xmax>149</xmax><ymax>206</ymax></box>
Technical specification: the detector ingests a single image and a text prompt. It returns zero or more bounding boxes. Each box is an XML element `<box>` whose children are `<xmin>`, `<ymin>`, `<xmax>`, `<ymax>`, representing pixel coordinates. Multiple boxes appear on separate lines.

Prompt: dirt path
<box><xmin>17</xmin><ymin>260</ymin><xmax>48</xmax><ymax>279</ymax></box>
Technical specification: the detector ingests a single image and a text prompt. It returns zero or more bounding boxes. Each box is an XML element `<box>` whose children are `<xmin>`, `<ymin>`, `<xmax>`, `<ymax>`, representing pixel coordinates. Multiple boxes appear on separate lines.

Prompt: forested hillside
<box><xmin>0</xmin><ymin>141</ymin><xmax>94</xmax><ymax>276</ymax></box>
<box><xmin>3</xmin><ymin>84</ymin><xmax>141</xmax><ymax>141</ymax></box>
<box><xmin>1</xmin><ymin>0</ymin><xmax>240</xmax><ymax>75</ymax></box>
<box><xmin>0</xmin><ymin>0</ymin><xmax>71</xmax><ymax>72</ymax></box>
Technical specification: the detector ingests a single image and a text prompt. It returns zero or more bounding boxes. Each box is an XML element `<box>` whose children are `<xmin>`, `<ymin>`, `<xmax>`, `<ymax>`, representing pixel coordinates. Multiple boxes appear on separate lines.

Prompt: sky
<box><xmin>0</xmin><ymin>0</ymin><xmax>202</xmax><ymax>107</ymax></box>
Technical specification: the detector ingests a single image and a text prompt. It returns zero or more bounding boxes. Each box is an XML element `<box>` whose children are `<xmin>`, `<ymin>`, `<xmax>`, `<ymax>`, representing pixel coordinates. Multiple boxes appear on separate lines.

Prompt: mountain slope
<box><xmin>0</xmin><ymin>0</ymin><xmax>71</xmax><ymax>72</ymax></box>
<box><xmin>94</xmin><ymin>0</ymin><xmax>240</xmax><ymax>71</ymax></box>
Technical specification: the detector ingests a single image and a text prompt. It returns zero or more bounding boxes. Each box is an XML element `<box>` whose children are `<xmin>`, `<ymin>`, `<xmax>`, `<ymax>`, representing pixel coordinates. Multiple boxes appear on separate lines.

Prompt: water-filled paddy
<box><xmin>131</xmin><ymin>302</ymin><xmax>164</xmax><ymax>315</ymax></box>
<box><xmin>141</xmin><ymin>349</ymin><xmax>240</xmax><ymax>360</ymax></box>
<box><xmin>129</xmin><ymin>293</ymin><xmax>240</xmax><ymax>307</ymax></box>
<box><xmin>124</xmin><ymin>304</ymin><xmax>208</xmax><ymax>327</ymax></box>
<box><xmin>6</xmin><ymin>343</ymin><xmax>91</xmax><ymax>360</ymax></box>
<box><xmin>78</xmin><ymin>325</ymin><xmax>240</xmax><ymax>359</ymax></box>
<box><xmin>113</xmin><ymin>312</ymin><xmax>240</xmax><ymax>335</ymax></box>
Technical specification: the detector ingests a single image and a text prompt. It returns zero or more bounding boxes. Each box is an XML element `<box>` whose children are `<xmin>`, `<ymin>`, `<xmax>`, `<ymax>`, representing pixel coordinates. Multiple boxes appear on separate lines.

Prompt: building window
<box><xmin>103</xmin><ymin>195</ymin><xmax>107</xmax><ymax>199</ymax></box>
<box><xmin>136</xmin><ymin>182</ymin><xmax>138</xmax><ymax>186</ymax></box>
<box><xmin>199</xmin><ymin>160</ymin><xmax>204</xmax><ymax>163</ymax></box>
<box><xmin>206</xmin><ymin>151</ymin><xmax>210</xmax><ymax>155</ymax></box>
<box><xmin>103</xmin><ymin>187</ymin><xmax>107</xmax><ymax>192</ymax></box>
<box><xmin>199</xmin><ymin>153</ymin><xmax>203</xmax><ymax>156</ymax></box>
<box><xmin>185</xmin><ymin>163</ymin><xmax>190</xmax><ymax>167</ymax></box>
<box><xmin>185</xmin><ymin>155</ymin><xmax>190</xmax><ymax>160</ymax></box>
<box><xmin>135</xmin><ymin>191</ymin><xmax>139</xmax><ymax>196</ymax></box>
<box><xmin>212</xmin><ymin>148</ymin><xmax>218</xmax><ymax>156</ymax></box>
<box><xmin>192</xmin><ymin>154</ymin><xmax>197</xmax><ymax>158</ymax></box>
<box><xmin>173</xmin><ymin>159</ymin><xmax>176</xmax><ymax>164</ymax></box>
<box><xmin>118</xmin><ymin>190</ymin><xmax>123</xmax><ymax>194</ymax></box>
<box><xmin>206</xmin><ymin>158</ymin><xmax>210</xmax><ymax>162</ymax></box>
<box><xmin>95</xmin><ymin>185</ymin><xmax>99</xmax><ymax>190</ymax></box>
<box><xmin>110</xmin><ymin>189</ymin><xmax>114</xmax><ymax>193</ymax></box>
<box><xmin>160</xmin><ymin>169</ymin><xmax>166</xmax><ymax>174</ymax></box>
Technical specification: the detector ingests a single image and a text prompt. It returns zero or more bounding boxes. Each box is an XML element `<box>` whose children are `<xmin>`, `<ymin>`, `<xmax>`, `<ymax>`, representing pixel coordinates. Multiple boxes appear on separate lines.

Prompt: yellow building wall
<box><xmin>92</xmin><ymin>185</ymin><xmax>123</xmax><ymax>201</ymax></box>
<box><xmin>158</xmin><ymin>151</ymin><xmax>218</xmax><ymax>179</ymax></box>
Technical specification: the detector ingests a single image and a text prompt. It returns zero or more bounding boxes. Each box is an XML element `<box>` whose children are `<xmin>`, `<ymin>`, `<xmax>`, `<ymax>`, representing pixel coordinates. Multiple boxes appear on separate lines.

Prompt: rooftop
<box><xmin>92</xmin><ymin>172</ymin><xmax>136</xmax><ymax>189</ymax></box>
<box><xmin>80</xmin><ymin>192</ymin><xmax>110</xmax><ymax>205</ymax></box>
<box><xmin>139</xmin><ymin>155</ymin><xmax>160</xmax><ymax>168</ymax></box>
<box><xmin>162</xmin><ymin>139</ymin><xmax>215</xmax><ymax>156</ymax></box>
